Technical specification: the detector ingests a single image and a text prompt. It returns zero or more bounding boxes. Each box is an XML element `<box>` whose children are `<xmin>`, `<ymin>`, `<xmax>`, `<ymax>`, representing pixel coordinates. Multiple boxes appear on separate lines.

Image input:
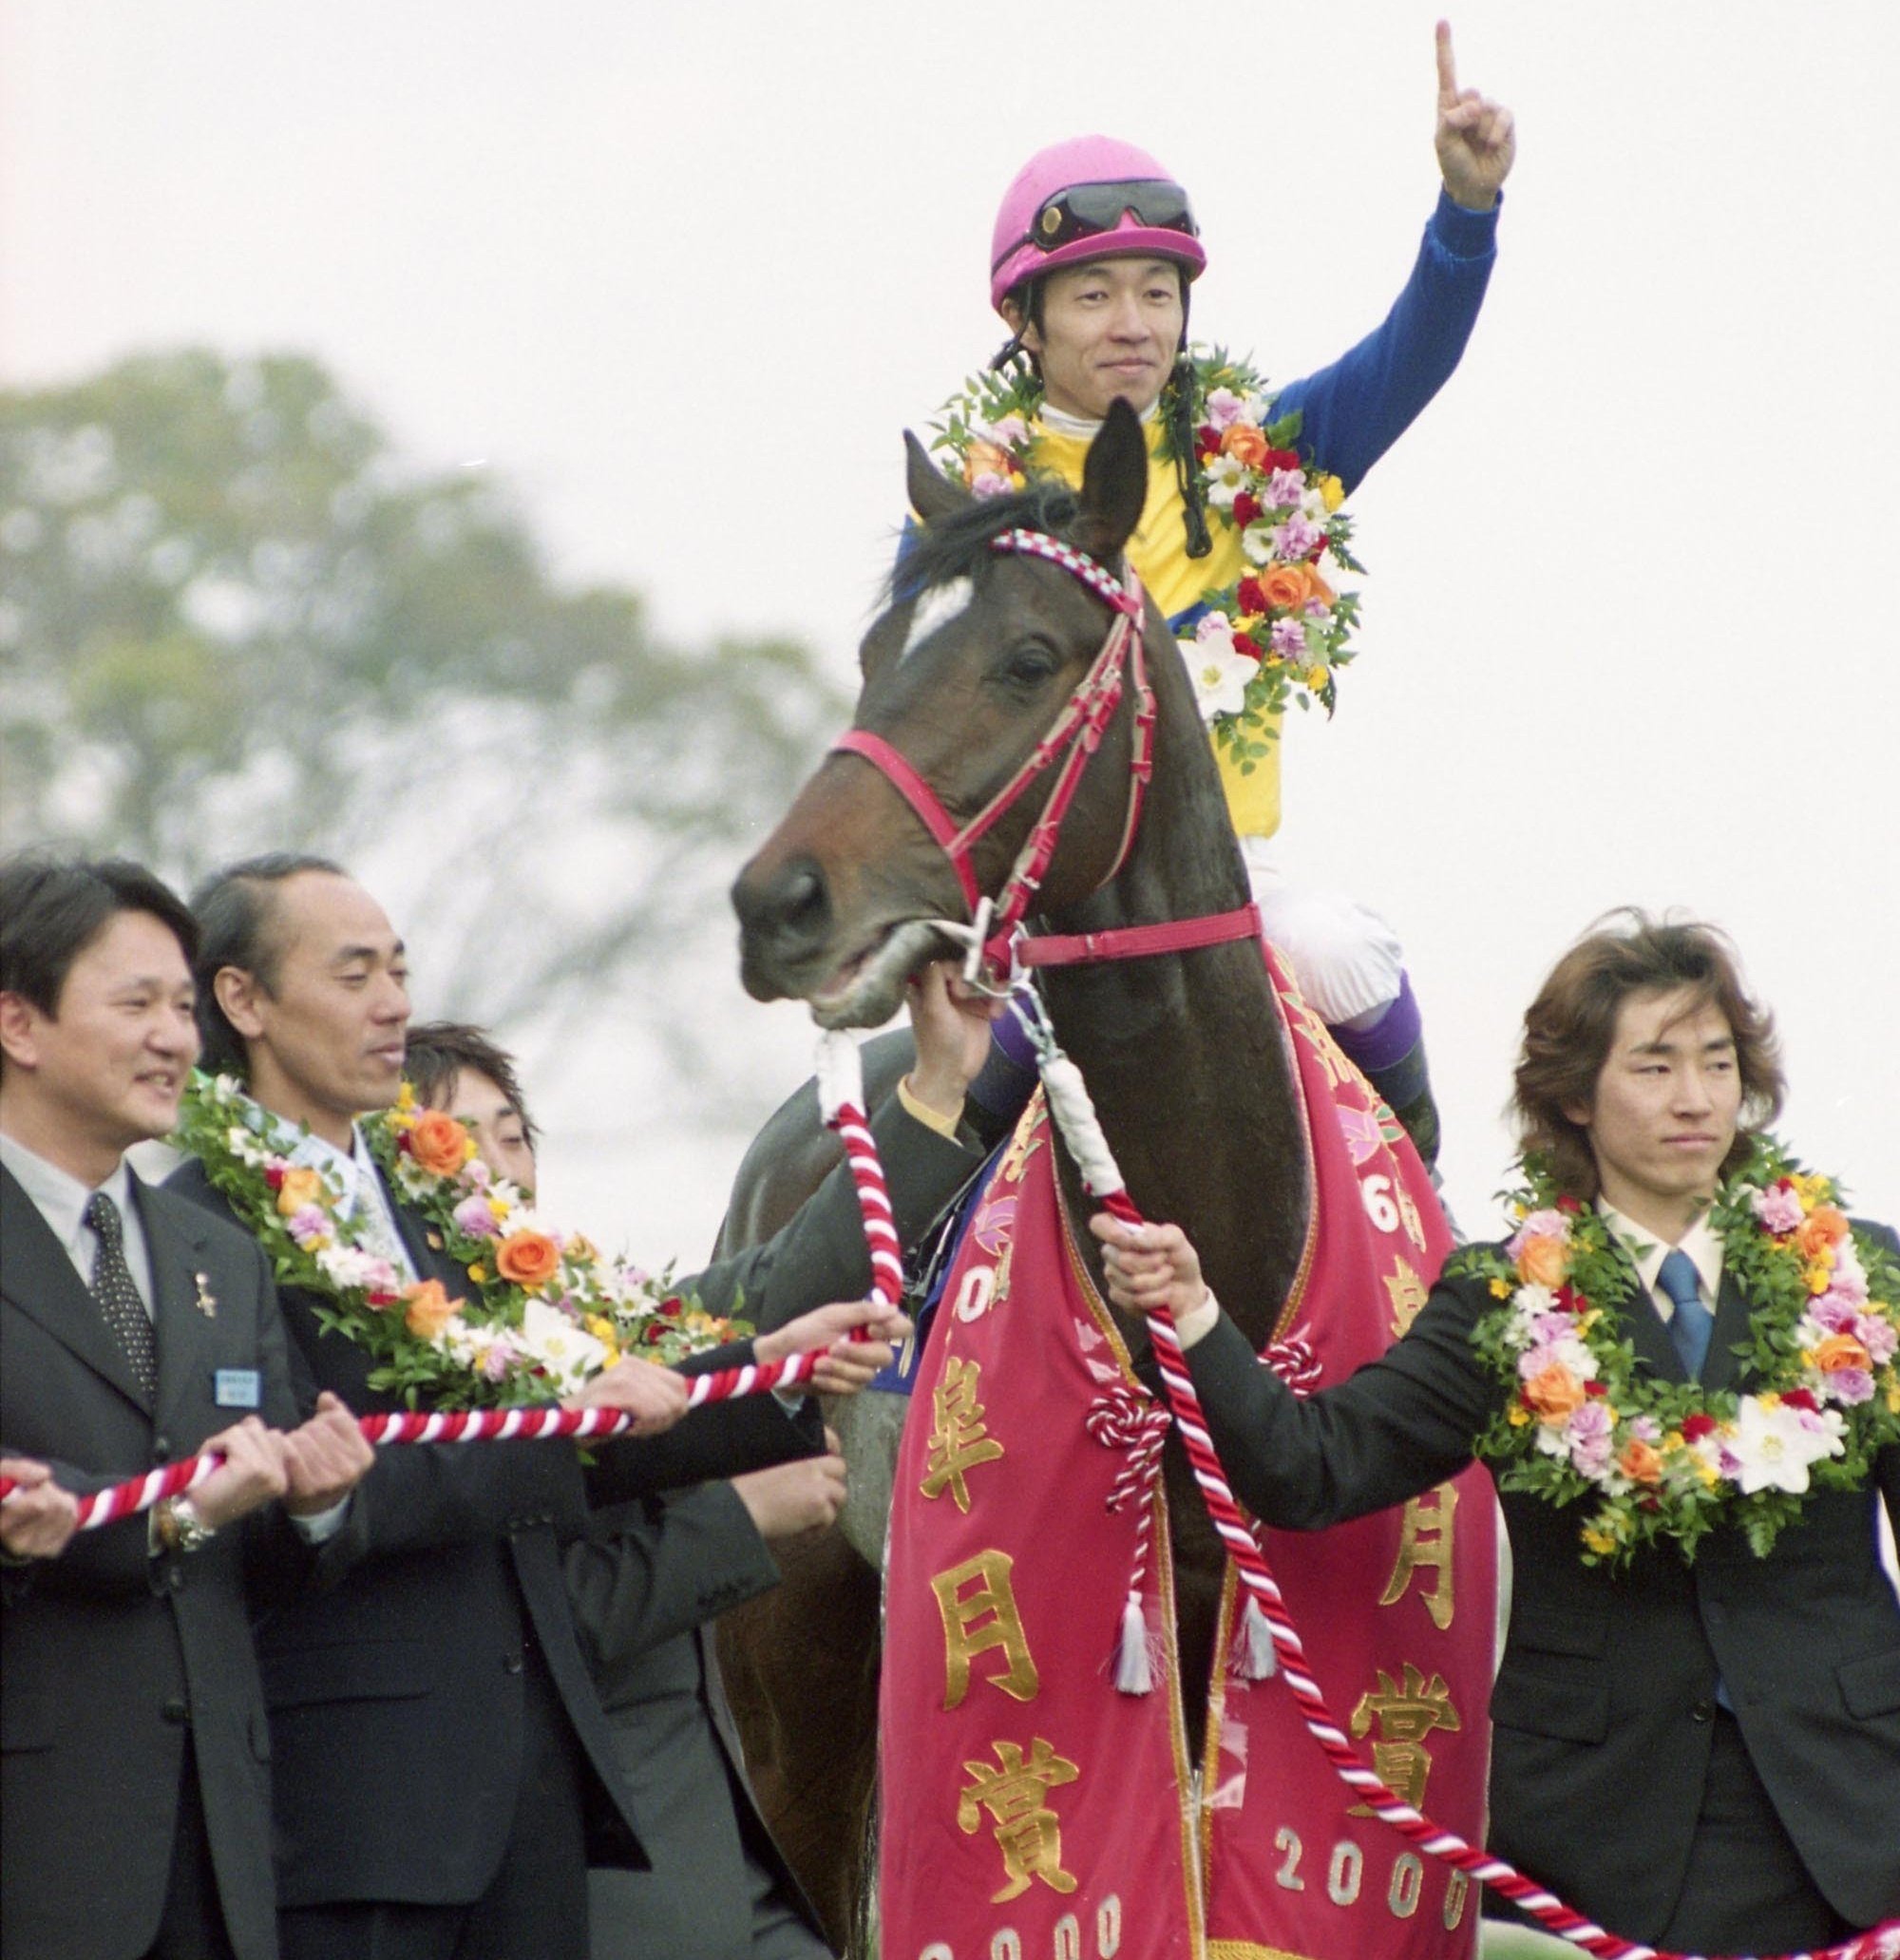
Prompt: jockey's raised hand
<box><xmin>1434</xmin><ymin>18</ymin><xmax>1515</xmax><ymax>210</ymax></box>
<box><xmin>904</xmin><ymin>958</ymin><xmax>1002</xmax><ymax>1121</ymax></box>
<box><xmin>562</xmin><ymin>1354</ymin><xmax>691</xmax><ymax>1433</ymax></box>
<box><xmin>754</xmin><ymin>1298</ymin><xmax>913</xmax><ymax>1396</ymax></box>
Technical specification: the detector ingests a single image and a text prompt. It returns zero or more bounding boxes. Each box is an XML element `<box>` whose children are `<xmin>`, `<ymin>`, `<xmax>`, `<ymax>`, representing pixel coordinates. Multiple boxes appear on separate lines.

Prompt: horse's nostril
<box><xmin>734</xmin><ymin>854</ymin><xmax>832</xmax><ymax>963</ymax></box>
<box><xmin>779</xmin><ymin>864</ymin><xmax>826</xmax><ymax>930</ymax></box>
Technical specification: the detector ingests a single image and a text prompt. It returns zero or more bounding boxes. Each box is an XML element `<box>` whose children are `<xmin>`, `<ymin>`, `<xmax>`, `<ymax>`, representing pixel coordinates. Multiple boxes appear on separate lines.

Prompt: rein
<box><xmin>833</xmin><ymin>525</ymin><xmax>1246</xmax><ymax>986</ymax></box>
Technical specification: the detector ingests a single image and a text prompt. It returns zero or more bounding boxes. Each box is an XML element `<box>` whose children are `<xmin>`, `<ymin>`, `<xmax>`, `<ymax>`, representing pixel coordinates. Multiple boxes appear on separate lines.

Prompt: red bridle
<box><xmin>832</xmin><ymin>525</ymin><xmax>1258</xmax><ymax>983</ymax></box>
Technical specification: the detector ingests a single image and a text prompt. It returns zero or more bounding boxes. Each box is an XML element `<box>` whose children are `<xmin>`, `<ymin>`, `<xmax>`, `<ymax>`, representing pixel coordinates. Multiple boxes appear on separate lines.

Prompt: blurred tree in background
<box><xmin>0</xmin><ymin>351</ymin><xmax>848</xmax><ymax>1050</ymax></box>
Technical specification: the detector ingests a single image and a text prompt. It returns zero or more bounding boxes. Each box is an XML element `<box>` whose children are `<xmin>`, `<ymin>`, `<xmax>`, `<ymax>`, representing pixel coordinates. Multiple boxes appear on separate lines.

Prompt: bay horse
<box><xmin>720</xmin><ymin>401</ymin><xmax>1314</xmax><ymax>1948</ymax></box>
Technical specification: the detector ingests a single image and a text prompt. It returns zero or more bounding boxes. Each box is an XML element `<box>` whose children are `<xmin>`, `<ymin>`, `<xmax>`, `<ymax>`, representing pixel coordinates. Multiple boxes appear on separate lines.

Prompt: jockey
<box><xmin>947</xmin><ymin>23</ymin><xmax>1514</xmax><ymax>1166</ymax></box>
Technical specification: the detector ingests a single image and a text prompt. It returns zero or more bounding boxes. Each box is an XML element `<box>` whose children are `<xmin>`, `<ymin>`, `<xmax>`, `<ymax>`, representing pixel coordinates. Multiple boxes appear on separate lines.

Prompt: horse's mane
<box><xmin>887</xmin><ymin>478</ymin><xmax>1083</xmax><ymax>601</ymax></box>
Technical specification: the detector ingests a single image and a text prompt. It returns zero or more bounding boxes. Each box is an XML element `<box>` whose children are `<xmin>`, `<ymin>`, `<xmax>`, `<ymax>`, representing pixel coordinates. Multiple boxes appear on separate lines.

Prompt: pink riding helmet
<box><xmin>989</xmin><ymin>135</ymin><xmax>1207</xmax><ymax>315</ymax></box>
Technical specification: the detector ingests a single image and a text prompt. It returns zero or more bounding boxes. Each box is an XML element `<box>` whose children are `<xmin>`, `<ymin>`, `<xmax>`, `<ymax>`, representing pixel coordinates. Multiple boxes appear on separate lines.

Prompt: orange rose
<box><xmin>1796</xmin><ymin>1207</ymin><xmax>1850</xmax><ymax>1262</ymax></box>
<box><xmin>1521</xmin><ymin>1362</ymin><xmax>1586</xmax><ymax>1426</ymax></box>
<box><xmin>1813</xmin><ymin>1332</ymin><xmax>1872</xmax><ymax>1374</ymax></box>
<box><xmin>408</xmin><ymin>1111</ymin><xmax>471</xmax><ymax>1178</ymax></box>
<box><xmin>962</xmin><ymin>438</ymin><xmax>1014</xmax><ymax>485</ymax></box>
<box><xmin>275</xmin><ymin>1166</ymin><xmax>326</xmax><ymax>1217</ymax></box>
<box><xmin>1515</xmin><ymin>1234</ymin><xmax>1571</xmax><ymax>1289</ymax></box>
<box><xmin>1257</xmin><ymin>564</ymin><xmax>1311</xmax><ymax>611</ymax></box>
<box><xmin>1617</xmin><ymin>1438</ymin><xmax>1663</xmax><ymax>1486</ymax></box>
<box><xmin>495</xmin><ymin>1228</ymin><xmax>561</xmax><ymax>1289</ymax></box>
<box><xmin>401</xmin><ymin>1279</ymin><xmax>459</xmax><ymax>1340</ymax></box>
<box><xmin>1222</xmin><ymin>423</ymin><xmax>1271</xmax><ymax>468</ymax></box>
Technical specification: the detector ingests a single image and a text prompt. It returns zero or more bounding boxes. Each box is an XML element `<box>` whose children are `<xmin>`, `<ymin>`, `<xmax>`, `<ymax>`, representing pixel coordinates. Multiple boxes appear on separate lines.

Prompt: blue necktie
<box><xmin>1656</xmin><ymin>1247</ymin><xmax>1712</xmax><ymax>1379</ymax></box>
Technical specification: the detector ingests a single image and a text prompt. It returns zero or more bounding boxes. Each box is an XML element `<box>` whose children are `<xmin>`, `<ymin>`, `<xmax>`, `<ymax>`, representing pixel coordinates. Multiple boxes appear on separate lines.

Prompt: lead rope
<box><xmin>0</xmin><ymin>1352</ymin><xmax>834</xmax><ymax>1532</ymax></box>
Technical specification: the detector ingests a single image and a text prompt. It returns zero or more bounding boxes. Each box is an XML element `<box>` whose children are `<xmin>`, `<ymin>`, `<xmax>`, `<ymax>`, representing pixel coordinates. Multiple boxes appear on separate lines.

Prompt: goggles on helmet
<box><xmin>993</xmin><ymin>178</ymin><xmax>1200</xmax><ymax>274</ymax></box>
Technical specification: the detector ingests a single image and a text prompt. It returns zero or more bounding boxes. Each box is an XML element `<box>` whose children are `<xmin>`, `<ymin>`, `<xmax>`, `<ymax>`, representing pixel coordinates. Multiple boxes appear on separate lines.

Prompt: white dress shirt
<box><xmin>1599</xmin><ymin>1201</ymin><xmax>1725</xmax><ymax>1323</ymax></box>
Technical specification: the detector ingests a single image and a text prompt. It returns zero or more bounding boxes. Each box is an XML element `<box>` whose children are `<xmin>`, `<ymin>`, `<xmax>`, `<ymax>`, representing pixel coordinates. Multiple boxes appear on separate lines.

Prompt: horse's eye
<box><xmin>996</xmin><ymin>641</ymin><xmax>1061</xmax><ymax>691</ymax></box>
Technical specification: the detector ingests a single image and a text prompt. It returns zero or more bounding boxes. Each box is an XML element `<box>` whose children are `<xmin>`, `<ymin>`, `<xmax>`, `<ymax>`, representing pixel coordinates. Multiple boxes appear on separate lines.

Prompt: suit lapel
<box><xmin>1699</xmin><ymin>1265</ymin><xmax>1753</xmax><ymax>1393</ymax></box>
<box><xmin>140</xmin><ymin>1179</ymin><xmax>220</xmax><ymax>1434</ymax></box>
<box><xmin>0</xmin><ymin>1165</ymin><xmax>153</xmax><ymax>1415</ymax></box>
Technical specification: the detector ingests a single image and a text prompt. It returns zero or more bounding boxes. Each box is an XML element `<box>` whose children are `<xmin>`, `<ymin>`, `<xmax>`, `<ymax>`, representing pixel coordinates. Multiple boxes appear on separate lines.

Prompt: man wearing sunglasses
<box><xmin>950</xmin><ymin>21</ymin><xmax>1514</xmax><ymax>1171</ymax></box>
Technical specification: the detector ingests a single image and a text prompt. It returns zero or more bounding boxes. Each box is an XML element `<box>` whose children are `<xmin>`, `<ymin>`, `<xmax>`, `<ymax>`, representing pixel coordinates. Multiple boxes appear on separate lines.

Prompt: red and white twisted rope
<box><xmin>1034</xmin><ymin>1029</ymin><xmax>1891</xmax><ymax>1960</ymax></box>
<box><xmin>0</xmin><ymin>1346</ymin><xmax>825</xmax><ymax>1533</ymax></box>
<box><xmin>816</xmin><ymin>1030</ymin><xmax>902</xmax><ymax>1311</ymax></box>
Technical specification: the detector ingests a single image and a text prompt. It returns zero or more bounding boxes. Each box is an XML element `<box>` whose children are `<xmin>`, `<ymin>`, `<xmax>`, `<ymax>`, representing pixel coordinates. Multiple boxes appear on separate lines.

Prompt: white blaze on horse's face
<box><xmin>900</xmin><ymin>576</ymin><xmax>973</xmax><ymax>661</ymax></box>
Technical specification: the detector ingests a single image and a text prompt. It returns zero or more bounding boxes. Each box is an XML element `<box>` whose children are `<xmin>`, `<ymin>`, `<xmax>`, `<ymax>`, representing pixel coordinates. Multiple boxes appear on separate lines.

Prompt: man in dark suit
<box><xmin>166</xmin><ymin>855</ymin><xmax>994</xmax><ymax>1960</ymax></box>
<box><xmin>1093</xmin><ymin>914</ymin><xmax>1900</xmax><ymax>1950</ymax></box>
<box><xmin>0</xmin><ymin>855</ymin><xmax>371</xmax><ymax>1960</ymax></box>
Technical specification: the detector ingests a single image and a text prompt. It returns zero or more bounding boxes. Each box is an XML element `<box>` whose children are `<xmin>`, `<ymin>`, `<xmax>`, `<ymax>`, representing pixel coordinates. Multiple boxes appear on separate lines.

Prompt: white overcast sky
<box><xmin>4</xmin><ymin>0</ymin><xmax>1897</xmax><ymax>1252</ymax></box>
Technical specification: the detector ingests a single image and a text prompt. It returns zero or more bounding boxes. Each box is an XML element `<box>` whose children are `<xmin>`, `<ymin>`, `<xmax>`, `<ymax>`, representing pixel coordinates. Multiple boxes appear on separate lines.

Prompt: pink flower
<box><xmin>481</xmin><ymin>1341</ymin><xmax>519</xmax><ymax>1382</ymax></box>
<box><xmin>1264</xmin><ymin>467</ymin><xmax>1306</xmax><ymax>508</ymax></box>
<box><xmin>1205</xmin><ymin>387</ymin><xmax>1245</xmax><ymax>431</ymax></box>
<box><xmin>1856</xmin><ymin>1314</ymin><xmax>1897</xmax><ymax>1366</ymax></box>
<box><xmin>1750</xmin><ymin>1183</ymin><xmax>1804</xmax><ymax>1234</ymax></box>
<box><xmin>453</xmin><ymin>1194</ymin><xmax>501</xmax><ymax>1239</ymax></box>
<box><xmin>1269</xmin><ymin>618</ymin><xmax>1306</xmax><ymax>657</ymax></box>
<box><xmin>971</xmin><ymin>471</ymin><xmax>1014</xmax><ymax>499</ymax></box>
<box><xmin>1817</xmin><ymin>1368</ymin><xmax>1875</xmax><ymax>1407</ymax></box>
<box><xmin>287</xmin><ymin>1204</ymin><xmax>330</xmax><ymax>1247</ymax></box>
<box><xmin>1270</xmin><ymin>514</ymin><xmax>1323</xmax><ymax>560</ymax></box>
<box><xmin>1566</xmin><ymin>1401</ymin><xmax>1613</xmax><ymax>1477</ymax></box>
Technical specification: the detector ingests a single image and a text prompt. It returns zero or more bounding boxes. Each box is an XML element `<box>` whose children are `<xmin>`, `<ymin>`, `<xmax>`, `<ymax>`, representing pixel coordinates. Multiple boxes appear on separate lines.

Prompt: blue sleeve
<box><xmin>1274</xmin><ymin>189</ymin><xmax>1500</xmax><ymax>496</ymax></box>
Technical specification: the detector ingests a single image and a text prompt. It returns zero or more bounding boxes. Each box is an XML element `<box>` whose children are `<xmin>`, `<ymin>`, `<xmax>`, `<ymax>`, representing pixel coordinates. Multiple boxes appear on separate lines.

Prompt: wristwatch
<box><xmin>154</xmin><ymin>1497</ymin><xmax>218</xmax><ymax>1555</ymax></box>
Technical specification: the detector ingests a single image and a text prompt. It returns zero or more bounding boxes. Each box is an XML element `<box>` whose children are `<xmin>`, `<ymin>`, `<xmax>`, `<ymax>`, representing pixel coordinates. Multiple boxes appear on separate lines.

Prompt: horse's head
<box><xmin>732</xmin><ymin>401</ymin><xmax>1157</xmax><ymax>1027</ymax></box>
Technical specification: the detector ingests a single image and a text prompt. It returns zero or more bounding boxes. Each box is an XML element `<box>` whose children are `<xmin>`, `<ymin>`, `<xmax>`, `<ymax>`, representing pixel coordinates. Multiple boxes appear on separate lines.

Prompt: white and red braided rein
<box><xmin>3</xmin><ymin>1045</ymin><xmax>910</xmax><ymax>1536</ymax></box>
<box><xmin>0</xmin><ymin>1346</ymin><xmax>830</xmax><ymax>1532</ymax></box>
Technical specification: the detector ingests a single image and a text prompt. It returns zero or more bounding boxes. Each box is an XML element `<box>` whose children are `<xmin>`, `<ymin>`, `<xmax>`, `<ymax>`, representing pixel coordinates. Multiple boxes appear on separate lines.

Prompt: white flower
<box><xmin>1181</xmin><ymin>632</ymin><xmax>1256</xmax><ymax>724</ymax></box>
<box><xmin>515</xmin><ymin>1297</ymin><xmax>608</xmax><ymax>1396</ymax></box>
<box><xmin>1203</xmin><ymin>453</ymin><xmax>1246</xmax><ymax>512</ymax></box>
<box><xmin>1727</xmin><ymin>1397</ymin><xmax>1846</xmax><ymax>1494</ymax></box>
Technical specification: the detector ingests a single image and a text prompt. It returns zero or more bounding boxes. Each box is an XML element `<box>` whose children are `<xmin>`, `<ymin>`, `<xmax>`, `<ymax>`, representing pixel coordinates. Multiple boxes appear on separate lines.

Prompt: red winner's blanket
<box><xmin>880</xmin><ymin>947</ymin><xmax>1496</xmax><ymax>1960</ymax></box>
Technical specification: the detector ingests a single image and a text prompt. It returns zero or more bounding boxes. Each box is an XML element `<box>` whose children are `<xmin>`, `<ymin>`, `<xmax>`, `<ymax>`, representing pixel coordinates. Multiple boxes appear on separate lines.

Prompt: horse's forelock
<box><xmin>884</xmin><ymin>479</ymin><xmax>1083</xmax><ymax>608</ymax></box>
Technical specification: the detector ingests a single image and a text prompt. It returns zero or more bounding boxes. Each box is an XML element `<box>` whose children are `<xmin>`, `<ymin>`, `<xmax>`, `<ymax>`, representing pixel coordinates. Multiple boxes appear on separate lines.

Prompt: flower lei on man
<box><xmin>932</xmin><ymin>347</ymin><xmax>1362</xmax><ymax>772</ymax></box>
<box><xmin>175</xmin><ymin>1074</ymin><xmax>742</xmax><ymax>1410</ymax></box>
<box><xmin>1462</xmin><ymin>1134</ymin><xmax>1900</xmax><ymax>1568</ymax></box>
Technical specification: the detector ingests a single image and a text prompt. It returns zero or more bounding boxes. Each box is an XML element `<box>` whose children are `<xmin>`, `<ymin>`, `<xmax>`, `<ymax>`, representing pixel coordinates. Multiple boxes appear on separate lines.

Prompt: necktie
<box><xmin>85</xmin><ymin>1191</ymin><xmax>160</xmax><ymax>1397</ymax></box>
<box><xmin>1656</xmin><ymin>1246</ymin><xmax>1712</xmax><ymax>1379</ymax></box>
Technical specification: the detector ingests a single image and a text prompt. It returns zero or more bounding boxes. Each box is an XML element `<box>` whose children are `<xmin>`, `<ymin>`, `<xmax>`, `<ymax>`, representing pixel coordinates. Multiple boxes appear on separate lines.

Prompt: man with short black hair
<box><xmin>0</xmin><ymin>852</ymin><xmax>370</xmax><ymax>1960</ymax></box>
<box><xmin>170</xmin><ymin>853</ymin><xmax>994</xmax><ymax>1960</ymax></box>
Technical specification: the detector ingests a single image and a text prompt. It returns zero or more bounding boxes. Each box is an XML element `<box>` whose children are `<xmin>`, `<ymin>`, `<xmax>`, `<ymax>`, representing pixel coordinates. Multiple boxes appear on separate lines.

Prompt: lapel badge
<box><xmin>193</xmin><ymin>1271</ymin><xmax>218</xmax><ymax>1318</ymax></box>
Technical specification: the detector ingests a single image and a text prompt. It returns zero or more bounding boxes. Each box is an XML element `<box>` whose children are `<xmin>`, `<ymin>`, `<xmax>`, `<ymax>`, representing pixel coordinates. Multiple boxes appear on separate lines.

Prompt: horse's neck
<box><xmin>1036</xmin><ymin>662</ymin><xmax>1310</xmax><ymax>1348</ymax></box>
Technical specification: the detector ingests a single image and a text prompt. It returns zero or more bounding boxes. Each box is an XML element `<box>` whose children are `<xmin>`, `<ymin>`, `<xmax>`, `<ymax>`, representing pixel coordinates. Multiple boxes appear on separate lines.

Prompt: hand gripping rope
<box><xmin>1017</xmin><ymin>999</ymin><xmax>1892</xmax><ymax>1960</ymax></box>
<box><xmin>0</xmin><ymin>1347</ymin><xmax>829</xmax><ymax>1533</ymax></box>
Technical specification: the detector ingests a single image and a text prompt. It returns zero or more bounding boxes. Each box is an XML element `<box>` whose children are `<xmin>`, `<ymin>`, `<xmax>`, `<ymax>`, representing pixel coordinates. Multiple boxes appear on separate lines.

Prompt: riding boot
<box><xmin>1329</xmin><ymin>973</ymin><xmax>1443</xmax><ymax>1171</ymax></box>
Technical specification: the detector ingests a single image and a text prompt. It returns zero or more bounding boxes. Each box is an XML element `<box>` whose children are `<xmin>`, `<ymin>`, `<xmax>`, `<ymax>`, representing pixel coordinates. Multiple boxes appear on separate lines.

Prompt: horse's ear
<box><xmin>905</xmin><ymin>430</ymin><xmax>968</xmax><ymax>528</ymax></box>
<box><xmin>1076</xmin><ymin>398</ymin><xmax>1148</xmax><ymax>561</ymax></box>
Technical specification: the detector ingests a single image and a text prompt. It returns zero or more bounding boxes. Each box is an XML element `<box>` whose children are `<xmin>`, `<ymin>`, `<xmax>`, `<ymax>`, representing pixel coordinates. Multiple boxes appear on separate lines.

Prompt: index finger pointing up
<box><xmin>1435</xmin><ymin>18</ymin><xmax>1459</xmax><ymax>105</ymax></box>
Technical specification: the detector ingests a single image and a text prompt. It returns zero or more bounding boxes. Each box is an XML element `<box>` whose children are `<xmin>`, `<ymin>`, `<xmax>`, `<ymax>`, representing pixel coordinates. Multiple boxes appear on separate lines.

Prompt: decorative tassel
<box><xmin>1115</xmin><ymin>1592</ymin><xmax>1153</xmax><ymax>1694</ymax></box>
<box><xmin>1234</xmin><ymin>1594</ymin><xmax>1278</xmax><ymax>1680</ymax></box>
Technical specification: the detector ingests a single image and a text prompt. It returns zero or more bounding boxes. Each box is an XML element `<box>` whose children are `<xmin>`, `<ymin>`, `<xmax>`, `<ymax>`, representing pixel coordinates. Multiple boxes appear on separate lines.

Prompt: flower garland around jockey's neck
<box><xmin>931</xmin><ymin>348</ymin><xmax>1362</xmax><ymax>774</ymax></box>
<box><xmin>1457</xmin><ymin>1134</ymin><xmax>1900</xmax><ymax>1568</ymax></box>
<box><xmin>174</xmin><ymin>1074</ymin><xmax>740</xmax><ymax>1410</ymax></box>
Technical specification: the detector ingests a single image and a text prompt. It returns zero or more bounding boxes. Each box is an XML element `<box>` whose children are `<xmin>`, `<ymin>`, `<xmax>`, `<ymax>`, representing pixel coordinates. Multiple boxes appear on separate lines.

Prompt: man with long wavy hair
<box><xmin>1093</xmin><ymin>911</ymin><xmax>1900</xmax><ymax>1950</ymax></box>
